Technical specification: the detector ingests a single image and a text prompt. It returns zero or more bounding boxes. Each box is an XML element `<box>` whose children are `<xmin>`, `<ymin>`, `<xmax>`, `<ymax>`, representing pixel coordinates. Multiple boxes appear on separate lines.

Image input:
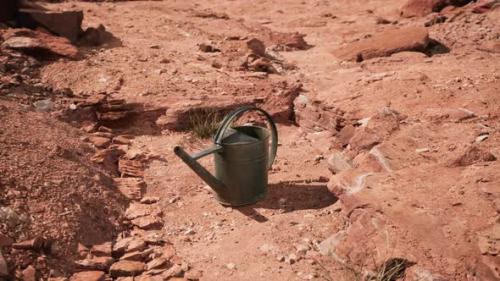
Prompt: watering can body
<box><xmin>174</xmin><ymin>106</ymin><xmax>278</xmax><ymax>206</ymax></box>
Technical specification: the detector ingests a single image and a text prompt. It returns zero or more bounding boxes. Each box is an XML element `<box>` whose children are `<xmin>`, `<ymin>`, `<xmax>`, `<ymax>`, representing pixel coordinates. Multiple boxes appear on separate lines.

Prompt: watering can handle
<box><xmin>213</xmin><ymin>105</ymin><xmax>278</xmax><ymax>170</ymax></box>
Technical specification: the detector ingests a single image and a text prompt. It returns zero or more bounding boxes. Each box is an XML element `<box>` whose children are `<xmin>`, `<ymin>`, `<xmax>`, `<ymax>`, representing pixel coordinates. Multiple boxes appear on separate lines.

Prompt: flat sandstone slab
<box><xmin>333</xmin><ymin>26</ymin><xmax>430</xmax><ymax>61</ymax></box>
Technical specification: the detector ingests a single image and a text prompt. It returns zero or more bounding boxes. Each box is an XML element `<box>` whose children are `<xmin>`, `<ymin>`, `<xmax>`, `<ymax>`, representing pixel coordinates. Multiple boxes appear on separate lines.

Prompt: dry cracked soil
<box><xmin>0</xmin><ymin>0</ymin><xmax>500</xmax><ymax>280</ymax></box>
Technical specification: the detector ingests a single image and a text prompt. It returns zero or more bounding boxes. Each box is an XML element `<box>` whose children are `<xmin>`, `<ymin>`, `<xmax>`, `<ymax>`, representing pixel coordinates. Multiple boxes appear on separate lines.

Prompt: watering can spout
<box><xmin>173</xmin><ymin>145</ymin><xmax>227</xmax><ymax>194</ymax></box>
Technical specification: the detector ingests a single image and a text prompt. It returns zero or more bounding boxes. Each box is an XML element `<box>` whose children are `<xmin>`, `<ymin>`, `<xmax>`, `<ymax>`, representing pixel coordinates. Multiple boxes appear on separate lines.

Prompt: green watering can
<box><xmin>174</xmin><ymin>106</ymin><xmax>278</xmax><ymax>206</ymax></box>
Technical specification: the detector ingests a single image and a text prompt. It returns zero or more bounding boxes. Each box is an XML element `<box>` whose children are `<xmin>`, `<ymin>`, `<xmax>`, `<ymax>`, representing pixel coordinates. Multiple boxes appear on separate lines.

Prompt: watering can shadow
<box><xmin>174</xmin><ymin>106</ymin><xmax>278</xmax><ymax>207</ymax></box>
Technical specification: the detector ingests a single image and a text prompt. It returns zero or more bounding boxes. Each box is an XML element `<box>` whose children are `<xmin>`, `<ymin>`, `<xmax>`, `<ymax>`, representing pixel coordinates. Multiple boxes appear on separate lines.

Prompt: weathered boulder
<box><xmin>333</xmin><ymin>26</ymin><xmax>430</xmax><ymax>61</ymax></box>
<box><xmin>18</xmin><ymin>9</ymin><xmax>83</xmax><ymax>42</ymax></box>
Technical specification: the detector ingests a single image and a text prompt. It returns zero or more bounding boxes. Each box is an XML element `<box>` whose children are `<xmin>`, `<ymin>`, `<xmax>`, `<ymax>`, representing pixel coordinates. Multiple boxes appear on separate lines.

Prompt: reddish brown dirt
<box><xmin>1</xmin><ymin>0</ymin><xmax>499</xmax><ymax>280</ymax></box>
<box><xmin>0</xmin><ymin>98</ymin><xmax>127</xmax><ymax>278</ymax></box>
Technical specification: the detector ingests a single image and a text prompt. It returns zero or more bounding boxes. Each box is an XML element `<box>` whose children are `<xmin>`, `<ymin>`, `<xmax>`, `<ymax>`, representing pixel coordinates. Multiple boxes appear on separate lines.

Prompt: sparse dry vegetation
<box><xmin>187</xmin><ymin>108</ymin><xmax>224</xmax><ymax>139</ymax></box>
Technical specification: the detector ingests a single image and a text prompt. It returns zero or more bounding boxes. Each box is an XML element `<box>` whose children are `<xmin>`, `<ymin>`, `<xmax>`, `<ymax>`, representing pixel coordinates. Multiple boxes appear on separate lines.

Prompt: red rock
<box><xmin>75</xmin><ymin>256</ymin><xmax>114</xmax><ymax>270</ymax></box>
<box><xmin>198</xmin><ymin>43</ymin><xmax>220</xmax><ymax>53</ymax></box>
<box><xmin>348</xmin><ymin>127</ymin><xmax>382</xmax><ymax>153</ymax></box>
<box><xmin>18</xmin><ymin>9</ymin><xmax>83</xmax><ymax>42</ymax></box>
<box><xmin>92</xmin><ymin>132</ymin><xmax>114</xmax><ymax>138</ymax></box>
<box><xmin>114</xmin><ymin>178</ymin><xmax>146</xmax><ymax>200</ymax></box>
<box><xmin>70</xmin><ymin>271</ymin><xmax>105</xmax><ymax>281</ymax></box>
<box><xmin>1</xmin><ymin>28</ymin><xmax>78</xmax><ymax>58</ymax></box>
<box><xmin>91</xmin><ymin>147</ymin><xmax>124</xmax><ymax>174</ymax></box>
<box><xmin>134</xmin><ymin>274</ymin><xmax>164</xmax><ymax>281</ymax></box>
<box><xmin>270</xmin><ymin>32</ymin><xmax>309</xmax><ymax>51</ymax></box>
<box><xmin>353</xmin><ymin>151</ymin><xmax>386</xmax><ymax>173</ymax></box>
<box><xmin>97</xmin><ymin>111</ymin><xmax>130</xmax><ymax>122</ymax></box>
<box><xmin>113</xmin><ymin>236</ymin><xmax>147</xmax><ymax>255</ymax></box>
<box><xmin>22</xmin><ymin>265</ymin><xmax>37</xmax><ymax>281</ymax></box>
<box><xmin>451</xmin><ymin>146</ymin><xmax>496</xmax><ymax>167</ymax></box>
<box><xmin>113</xmin><ymin>135</ymin><xmax>133</xmax><ymax>145</ymax></box>
<box><xmin>473</xmin><ymin>0</ymin><xmax>500</xmax><ymax>13</ymax></box>
<box><xmin>109</xmin><ymin>261</ymin><xmax>145</xmax><ymax>277</ymax></box>
<box><xmin>91</xmin><ymin>242</ymin><xmax>112</xmax><ymax>257</ymax></box>
<box><xmin>477</xmin><ymin>255</ymin><xmax>500</xmax><ymax>280</ymax></box>
<box><xmin>400</xmin><ymin>0</ymin><xmax>448</xmax><ymax>17</ymax></box>
<box><xmin>423</xmin><ymin>107</ymin><xmax>475</xmax><ymax>122</ymax></box>
<box><xmin>333</xmin><ymin>26</ymin><xmax>430</xmax><ymax>61</ymax></box>
<box><xmin>118</xmin><ymin>159</ymin><xmax>144</xmax><ymax>177</ymax></box>
<box><xmin>120</xmin><ymin>248</ymin><xmax>153</xmax><ymax>261</ymax></box>
<box><xmin>161</xmin><ymin>264</ymin><xmax>184</xmax><ymax>279</ymax></box>
<box><xmin>327</xmin><ymin>169</ymin><xmax>374</xmax><ymax>195</ymax></box>
<box><xmin>81</xmin><ymin>122</ymin><xmax>98</xmax><ymax>133</ymax></box>
<box><xmin>327</xmin><ymin>152</ymin><xmax>352</xmax><ymax>174</ymax></box>
<box><xmin>131</xmin><ymin>216</ymin><xmax>163</xmax><ymax>230</ymax></box>
<box><xmin>184</xmin><ymin>269</ymin><xmax>203</xmax><ymax>280</ymax></box>
<box><xmin>88</xmin><ymin>136</ymin><xmax>111</xmax><ymax>148</ymax></box>
<box><xmin>146</xmin><ymin>257</ymin><xmax>169</xmax><ymax>271</ymax></box>
<box><xmin>478</xmin><ymin>224</ymin><xmax>500</xmax><ymax>255</ymax></box>
<box><xmin>79</xmin><ymin>24</ymin><xmax>114</xmax><ymax>47</ymax></box>
<box><xmin>337</xmin><ymin>125</ymin><xmax>355</xmax><ymax>147</ymax></box>
<box><xmin>262</xmin><ymin>83</ymin><xmax>302</xmax><ymax>123</ymax></box>
<box><xmin>77</xmin><ymin>243</ymin><xmax>89</xmax><ymax>259</ymax></box>
<box><xmin>248</xmin><ymin>57</ymin><xmax>276</xmax><ymax>73</ymax></box>
<box><xmin>125</xmin><ymin>203</ymin><xmax>162</xmax><ymax>220</ymax></box>
<box><xmin>48</xmin><ymin>277</ymin><xmax>68</xmax><ymax>281</ymax></box>
<box><xmin>126</xmin><ymin>239</ymin><xmax>148</xmax><ymax>253</ymax></box>
<box><xmin>293</xmin><ymin>95</ymin><xmax>345</xmax><ymax>133</ymax></box>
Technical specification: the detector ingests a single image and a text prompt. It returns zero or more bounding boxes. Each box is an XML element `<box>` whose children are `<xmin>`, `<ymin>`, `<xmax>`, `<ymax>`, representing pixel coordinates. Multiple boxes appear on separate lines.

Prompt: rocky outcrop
<box><xmin>1</xmin><ymin>28</ymin><xmax>79</xmax><ymax>58</ymax></box>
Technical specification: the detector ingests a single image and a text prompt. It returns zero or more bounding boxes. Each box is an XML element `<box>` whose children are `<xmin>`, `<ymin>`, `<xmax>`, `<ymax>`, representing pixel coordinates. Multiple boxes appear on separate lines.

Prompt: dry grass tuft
<box><xmin>187</xmin><ymin>108</ymin><xmax>224</xmax><ymax>139</ymax></box>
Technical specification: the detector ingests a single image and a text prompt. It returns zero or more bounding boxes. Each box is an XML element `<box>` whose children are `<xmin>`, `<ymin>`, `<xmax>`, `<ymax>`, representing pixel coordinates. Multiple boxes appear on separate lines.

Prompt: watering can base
<box><xmin>215</xmin><ymin>190</ymin><xmax>267</xmax><ymax>207</ymax></box>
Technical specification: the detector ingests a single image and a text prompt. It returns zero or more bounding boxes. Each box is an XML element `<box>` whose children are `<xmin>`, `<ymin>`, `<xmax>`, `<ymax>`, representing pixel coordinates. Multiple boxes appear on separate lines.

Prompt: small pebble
<box><xmin>415</xmin><ymin>148</ymin><xmax>430</xmax><ymax>153</ymax></box>
<box><xmin>226</xmin><ymin>263</ymin><xmax>236</xmax><ymax>270</ymax></box>
<box><xmin>475</xmin><ymin>134</ymin><xmax>489</xmax><ymax>143</ymax></box>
